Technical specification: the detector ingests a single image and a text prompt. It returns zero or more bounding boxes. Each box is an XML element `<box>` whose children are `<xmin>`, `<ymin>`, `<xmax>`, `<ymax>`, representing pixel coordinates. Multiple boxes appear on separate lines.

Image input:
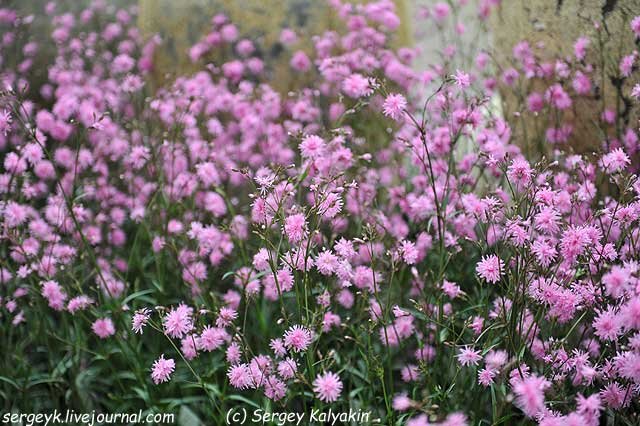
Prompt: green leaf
<box><xmin>27</xmin><ymin>377</ymin><xmax>65</xmax><ymax>389</ymax></box>
<box><xmin>131</xmin><ymin>386</ymin><xmax>151</xmax><ymax>404</ymax></box>
<box><xmin>178</xmin><ymin>405</ymin><xmax>202</xmax><ymax>426</ymax></box>
<box><xmin>0</xmin><ymin>376</ymin><xmax>20</xmax><ymax>389</ymax></box>
<box><xmin>226</xmin><ymin>394</ymin><xmax>261</xmax><ymax>410</ymax></box>
<box><xmin>122</xmin><ymin>288</ymin><xmax>156</xmax><ymax>306</ymax></box>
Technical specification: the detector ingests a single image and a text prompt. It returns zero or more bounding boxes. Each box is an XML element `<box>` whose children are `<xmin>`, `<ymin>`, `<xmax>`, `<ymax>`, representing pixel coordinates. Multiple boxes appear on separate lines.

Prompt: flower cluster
<box><xmin>1</xmin><ymin>0</ymin><xmax>640</xmax><ymax>424</ymax></box>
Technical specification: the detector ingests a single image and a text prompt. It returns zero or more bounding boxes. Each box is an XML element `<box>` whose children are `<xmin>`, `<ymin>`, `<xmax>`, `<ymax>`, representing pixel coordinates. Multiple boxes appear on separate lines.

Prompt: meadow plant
<box><xmin>1</xmin><ymin>0</ymin><xmax>640</xmax><ymax>424</ymax></box>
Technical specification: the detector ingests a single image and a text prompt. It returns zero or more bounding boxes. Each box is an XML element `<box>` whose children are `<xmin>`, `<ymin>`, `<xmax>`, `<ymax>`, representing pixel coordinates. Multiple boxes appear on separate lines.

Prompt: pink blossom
<box><xmin>313</xmin><ymin>371</ymin><xmax>342</xmax><ymax>402</ymax></box>
<box><xmin>382</xmin><ymin>93</ymin><xmax>407</xmax><ymax>121</ymax></box>
<box><xmin>163</xmin><ymin>304</ymin><xmax>194</xmax><ymax>339</ymax></box>
<box><xmin>284</xmin><ymin>213</ymin><xmax>307</xmax><ymax>243</ymax></box>
<box><xmin>283</xmin><ymin>325</ymin><xmax>313</xmax><ymax>352</ymax></box>
<box><xmin>92</xmin><ymin>318</ymin><xmax>116</xmax><ymax>339</ymax></box>
<box><xmin>299</xmin><ymin>135</ymin><xmax>325</xmax><ymax>159</ymax></box>
<box><xmin>457</xmin><ymin>347</ymin><xmax>482</xmax><ymax>366</ymax></box>
<box><xmin>632</xmin><ymin>16</ymin><xmax>640</xmax><ymax>38</ymax></box>
<box><xmin>151</xmin><ymin>355</ymin><xmax>175</xmax><ymax>384</ymax></box>
<box><xmin>228</xmin><ymin>363</ymin><xmax>252</xmax><ymax>389</ymax></box>
<box><xmin>574</xmin><ymin>36</ymin><xmax>589</xmax><ymax>60</ymax></box>
<box><xmin>342</xmin><ymin>73</ymin><xmax>373</xmax><ymax>98</ymax></box>
<box><xmin>453</xmin><ymin>69</ymin><xmax>470</xmax><ymax>88</ymax></box>
<box><xmin>476</xmin><ymin>255</ymin><xmax>504</xmax><ymax>284</ymax></box>
<box><xmin>131</xmin><ymin>308</ymin><xmax>151</xmax><ymax>334</ymax></box>
<box><xmin>290</xmin><ymin>50</ymin><xmax>311</xmax><ymax>72</ymax></box>
<box><xmin>513</xmin><ymin>375</ymin><xmax>550</xmax><ymax>418</ymax></box>
<box><xmin>478</xmin><ymin>368</ymin><xmax>496</xmax><ymax>387</ymax></box>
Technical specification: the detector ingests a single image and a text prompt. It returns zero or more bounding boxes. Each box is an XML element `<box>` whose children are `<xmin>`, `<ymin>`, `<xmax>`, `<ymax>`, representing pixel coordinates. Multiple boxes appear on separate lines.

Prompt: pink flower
<box><xmin>457</xmin><ymin>347</ymin><xmax>482</xmax><ymax>366</ymax></box>
<box><xmin>322</xmin><ymin>311</ymin><xmax>340</xmax><ymax>332</ymax></box>
<box><xmin>315</xmin><ymin>250</ymin><xmax>339</xmax><ymax>276</ymax></box>
<box><xmin>560</xmin><ymin>226</ymin><xmax>591</xmax><ymax>263</ymax></box>
<box><xmin>284</xmin><ymin>213</ymin><xmax>307</xmax><ymax>243</ymax></box>
<box><xmin>163</xmin><ymin>304</ymin><xmax>194</xmax><ymax>339</ymax></box>
<box><xmin>392</xmin><ymin>394</ymin><xmax>414</xmax><ymax>411</ymax></box>
<box><xmin>313</xmin><ymin>371</ymin><xmax>342</xmax><ymax>402</ymax></box>
<box><xmin>601</xmin><ymin>109</ymin><xmax>617</xmax><ymax>124</ymax></box>
<box><xmin>0</xmin><ymin>109</ymin><xmax>12</xmax><ymax>135</ymax></box>
<box><xmin>478</xmin><ymin>368</ymin><xmax>496</xmax><ymax>387</ymax></box>
<box><xmin>198</xmin><ymin>326</ymin><xmax>229</xmax><ymax>351</ymax></box>
<box><xmin>620</xmin><ymin>54</ymin><xmax>636</xmax><ymax>77</ymax></box>
<box><xmin>277</xmin><ymin>358</ymin><xmax>298</xmax><ymax>379</ymax></box>
<box><xmin>226</xmin><ymin>342</ymin><xmax>242</xmax><ymax>365</ymax></box>
<box><xmin>342</xmin><ymin>73</ymin><xmax>373</xmax><ymax>98</ymax></box>
<box><xmin>151</xmin><ymin>355</ymin><xmax>175</xmax><ymax>384</ymax></box>
<box><xmin>67</xmin><ymin>295</ymin><xmax>94</xmax><ymax>314</ymax></box>
<box><xmin>600</xmin><ymin>382</ymin><xmax>630</xmax><ymax>408</ymax></box>
<box><xmin>513</xmin><ymin>374</ymin><xmax>550</xmax><ymax>418</ymax></box>
<box><xmin>407</xmin><ymin>415</ymin><xmax>429</xmax><ymax>426</ymax></box>
<box><xmin>283</xmin><ymin>325</ymin><xmax>313</xmax><ymax>352</ymax></box>
<box><xmin>574</xmin><ymin>36</ymin><xmax>589</xmax><ymax>60</ymax></box>
<box><xmin>593</xmin><ymin>308</ymin><xmax>621</xmax><ymax>341</ymax></box>
<box><xmin>181</xmin><ymin>335</ymin><xmax>198</xmax><ymax>360</ymax></box>
<box><xmin>299</xmin><ymin>135</ymin><xmax>325</xmax><ymax>159</ymax></box>
<box><xmin>507</xmin><ymin>158</ymin><xmax>532</xmax><ymax>187</ymax></box>
<box><xmin>228</xmin><ymin>363</ymin><xmax>252</xmax><ymax>389</ymax></box>
<box><xmin>527</xmin><ymin>92</ymin><xmax>544</xmax><ymax>112</ymax></box>
<box><xmin>576</xmin><ymin>393</ymin><xmax>602</xmax><ymax>415</ymax></box>
<box><xmin>615</xmin><ymin>351</ymin><xmax>640</xmax><ymax>383</ymax></box>
<box><xmin>476</xmin><ymin>255</ymin><xmax>504</xmax><ymax>284</ymax></box>
<box><xmin>531</xmin><ymin>238</ymin><xmax>557</xmax><ymax>267</ymax></box>
<box><xmin>270</xmin><ymin>338</ymin><xmax>287</xmax><ymax>357</ymax></box>
<box><xmin>572</xmin><ymin>71</ymin><xmax>592</xmax><ymax>94</ymax></box>
<box><xmin>279</xmin><ymin>28</ymin><xmax>297</xmax><ymax>45</ymax></box>
<box><xmin>453</xmin><ymin>69</ymin><xmax>470</xmax><ymax>88</ymax></box>
<box><xmin>632</xmin><ymin>16</ymin><xmax>640</xmax><ymax>38</ymax></box>
<box><xmin>131</xmin><ymin>308</ymin><xmax>151</xmax><ymax>334</ymax></box>
<box><xmin>603</xmin><ymin>266</ymin><xmax>631</xmax><ymax>299</ymax></box>
<box><xmin>41</xmin><ymin>280</ymin><xmax>67</xmax><ymax>311</ymax></box>
<box><xmin>600</xmin><ymin>148</ymin><xmax>630</xmax><ymax>174</ymax></box>
<box><xmin>442</xmin><ymin>280</ymin><xmax>462</xmax><ymax>299</ymax></box>
<box><xmin>264</xmin><ymin>376</ymin><xmax>287</xmax><ymax>400</ymax></box>
<box><xmin>432</xmin><ymin>2</ymin><xmax>451</xmax><ymax>22</ymax></box>
<box><xmin>534</xmin><ymin>206</ymin><xmax>561</xmax><ymax>235</ymax></box>
<box><xmin>442</xmin><ymin>413</ymin><xmax>468</xmax><ymax>426</ymax></box>
<box><xmin>399</xmin><ymin>240</ymin><xmax>418</xmax><ymax>265</ymax></box>
<box><xmin>290</xmin><ymin>50</ymin><xmax>311</xmax><ymax>72</ymax></box>
<box><xmin>382</xmin><ymin>93</ymin><xmax>407</xmax><ymax>121</ymax></box>
<box><xmin>92</xmin><ymin>318</ymin><xmax>115</xmax><ymax>339</ymax></box>
<box><xmin>216</xmin><ymin>307</ymin><xmax>238</xmax><ymax>327</ymax></box>
<box><xmin>545</xmin><ymin>84</ymin><xmax>572</xmax><ymax>110</ymax></box>
<box><xmin>621</xmin><ymin>297</ymin><xmax>640</xmax><ymax>330</ymax></box>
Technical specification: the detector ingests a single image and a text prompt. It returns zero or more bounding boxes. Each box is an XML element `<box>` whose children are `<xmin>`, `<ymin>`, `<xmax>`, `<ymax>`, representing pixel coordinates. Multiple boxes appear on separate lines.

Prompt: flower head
<box><xmin>453</xmin><ymin>69</ymin><xmax>470</xmax><ymax>88</ymax></box>
<box><xmin>0</xmin><ymin>110</ymin><xmax>12</xmax><ymax>135</ymax></box>
<box><xmin>382</xmin><ymin>93</ymin><xmax>407</xmax><ymax>121</ymax></box>
<box><xmin>284</xmin><ymin>213</ymin><xmax>308</xmax><ymax>243</ymax></box>
<box><xmin>476</xmin><ymin>255</ymin><xmax>504</xmax><ymax>284</ymax></box>
<box><xmin>283</xmin><ymin>325</ymin><xmax>313</xmax><ymax>352</ymax></box>
<box><xmin>163</xmin><ymin>304</ymin><xmax>194</xmax><ymax>339</ymax></box>
<box><xmin>313</xmin><ymin>371</ymin><xmax>342</xmax><ymax>402</ymax></box>
<box><xmin>457</xmin><ymin>346</ymin><xmax>482</xmax><ymax>367</ymax></box>
<box><xmin>513</xmin><ymin>375</ymin><xmax>550</xmax><ymax>418</ymax></box>
<box><xmin>151</xmin><ymin>355</ymin><xmax>175</xmax><ymax>384</ymax></box>
<box><xmin>132</xmin><ymin>308</ymin><xmax>151</xmax><ymax>334</ymax></box>
<box><xmin>92</xmin><ymin>318</ymin><xmax>115</xmax><ymax>339</ymax></box>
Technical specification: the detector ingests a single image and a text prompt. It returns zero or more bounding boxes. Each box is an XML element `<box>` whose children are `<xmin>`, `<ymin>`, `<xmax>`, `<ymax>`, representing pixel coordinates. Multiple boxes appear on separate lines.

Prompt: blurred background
<box><xmin>7</xmin><ymin>0</ymin><xmax>640</xmax><ymax>155</ymax></box>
